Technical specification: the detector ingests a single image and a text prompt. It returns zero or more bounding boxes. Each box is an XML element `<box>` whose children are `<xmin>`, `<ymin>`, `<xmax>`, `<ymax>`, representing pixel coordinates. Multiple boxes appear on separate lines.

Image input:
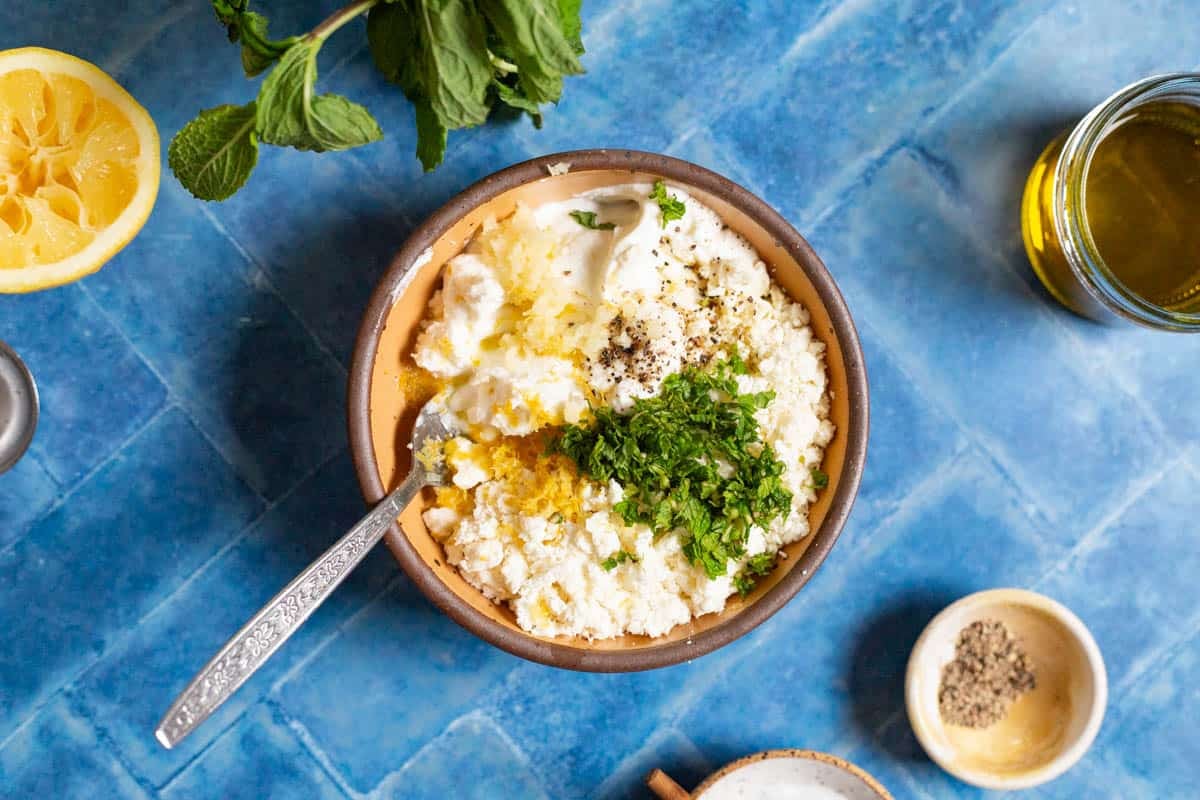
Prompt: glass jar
<box><xmin>1021</xmin><ymin>73</ymin><xmax>1200</xmax><ymax>331</ymax></box>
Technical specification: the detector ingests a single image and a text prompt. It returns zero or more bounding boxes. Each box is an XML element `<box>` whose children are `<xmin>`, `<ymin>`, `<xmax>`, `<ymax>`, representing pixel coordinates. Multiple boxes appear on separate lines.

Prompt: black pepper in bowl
<box><xmin>938</xmin><ymin>619</ymin><xmax>1036</xmax><ymax>728</ymax></box>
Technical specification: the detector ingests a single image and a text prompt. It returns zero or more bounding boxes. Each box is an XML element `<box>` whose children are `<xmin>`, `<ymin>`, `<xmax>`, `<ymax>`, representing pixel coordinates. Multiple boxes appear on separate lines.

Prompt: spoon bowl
<box><xmin>0</xmin><ymin>339</ymin><xmax>38</xmax><ymax>474</ymax></box>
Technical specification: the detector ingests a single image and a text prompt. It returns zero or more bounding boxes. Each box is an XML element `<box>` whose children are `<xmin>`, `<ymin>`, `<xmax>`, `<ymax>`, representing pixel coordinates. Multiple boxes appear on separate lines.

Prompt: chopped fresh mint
<box><xmin>556</xmin><ymin>352</ymin><xmax>793</xmax><ymax>580</ymax></box>
<box><xmin>600</xmin><ymin>550</ymin><xmax>638</xmax><ymax>570</ymax></box>
<box><xmin>649</xmin><ymin>179</ymin><xmax>686</xmax><ymax>227</ymax></box>
<box><xmin>570</xmin><ymin>210</ymin><xmax>615</xmax><ymax>230</ymax></box>
<box><xmin>734</xmin><ymin>551</ymin><xmax>778</xmax><ymax>597</ymax></box>
<box><xmin>811</xmin><ymin>467</ymin><xmax>829</xmax><ymax>490</ymax></box>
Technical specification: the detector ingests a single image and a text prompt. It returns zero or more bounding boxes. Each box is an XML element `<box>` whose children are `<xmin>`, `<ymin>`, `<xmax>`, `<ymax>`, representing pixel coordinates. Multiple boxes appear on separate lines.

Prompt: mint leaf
<box><xmin>168</xmin><ymin>103</ymin><xmax>259</xmax><ymax>201</ymax></box>
<box><xmin>570</xmin><ymin>210</ymin><xmax>615</xmax><ymax>230</ymax></box>
<box><xmin>183</xmin><ymin>0</ymin><xmax>589</xmax><ymax>199</ymax></box>
<box><xmin>734</xmin><ymin>551</ymin><xmax>777</xmax><ymax>597</ymax></box>
<box><xmin>368</xmin><ymin>0</ymin><xmax>423</xmax><ymax>96</ymax></box>
<box><xmin>493</xmin><ymin>79</ymin><xmax>543</xmax><ymax>127</ymax></box>
<box><xmin>811</xmin><ymin>467</ymin><xmax>828</xmax><ymax>489</ymax></box>
<box><xmin>238</xmin><ymin>11</ymin><xmax>300</xmax><ymax>77</ymax></box>
<box><xmin>480</xmin><ymin>0</ymin><xmax>583</xmax><ymax>104</ymax></box>
<box><xmin>556</xmin><ymin>0</ymin><xmax>584</xmax><ymax>55</ymax></box>
<box><xmin>256</xmin><ymin>41</ymin><xmax>321</xmax><ymax>148</ymax></box>
<box><xmin>256</xmin><ymin>40</ymin><xmax>383</xmax><ymax>152</ymax></box>
<box><xmin>309</xmin><ymin>93</ymin><xmax>386</xmax><ymax>150</ymax></box>
<box><xmin>416</xmin><ymin>0</ymin><xmax>492</xmax><ymax>128</ymax></box>
<box><xmin>555</xmin><ymin>355</ymin><xmax>793</xmax><ymax>580</ymax></box>
<box><xmin>601</xmin><ymin>550</ymin><xmax>638</xmax><ymax>571</ymax></box>
<box><xmin>414</xmin><ymin>98</ymin><xmax>448</xmax><ymax>171</ymax></box>
<box><xmin>650</xmin><ymin>180</ymin><xmax>686</xmax><ymax>227</ymax></box>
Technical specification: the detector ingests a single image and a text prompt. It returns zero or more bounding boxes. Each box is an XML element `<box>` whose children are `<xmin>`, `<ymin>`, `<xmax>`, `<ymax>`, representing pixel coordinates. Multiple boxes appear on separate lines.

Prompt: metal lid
<box><xmin>0</xmin><ymin>339</ymin><xmax>38</xmax><ymax>474</ymax></box>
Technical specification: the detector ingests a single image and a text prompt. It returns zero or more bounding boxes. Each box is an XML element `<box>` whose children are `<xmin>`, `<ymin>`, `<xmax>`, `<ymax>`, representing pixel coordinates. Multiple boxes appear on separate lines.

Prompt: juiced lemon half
<box><xmin>0</xmin><ymin>47</ymin><xmax>159</xmax><ymax>292</ymax></box>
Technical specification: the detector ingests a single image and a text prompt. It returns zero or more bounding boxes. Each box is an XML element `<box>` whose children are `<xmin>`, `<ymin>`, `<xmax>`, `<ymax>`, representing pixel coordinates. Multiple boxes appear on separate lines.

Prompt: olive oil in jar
<box><xmin>1022</xmin><ymin>76</ymin><xmax>1200</xmax><ymax>327</ymax></box>
<box><xmin>1083</xmin><ymin>101</ymin><xmax>1200</xmax><ymax>310</ymax></box>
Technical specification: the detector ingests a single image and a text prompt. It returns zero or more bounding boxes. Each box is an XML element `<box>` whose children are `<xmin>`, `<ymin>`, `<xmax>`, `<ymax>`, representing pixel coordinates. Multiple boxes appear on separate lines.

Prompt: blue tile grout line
<box><xmin>834</xmin><ymin>145</ymin><xmax>1175</xmax><ymax>521</ymax></box>
<box><xmin>265</xmin><ymin>569</ymin><xmax>410</xmax><ymax>697</ymax></box>
<box><xmin>74</xmin><ymin>280</ymin><xmax>270</xmax><ymax>507</ymax></box>
<box><xmin>121</xmin><ymin>446</ymin><xmax>346</xmax><ymax>646</ymax></box>
<box><xmin>1031</xmin><ymin>455</ymin><xmax>1181</xmax><ymax>593</ymax></box>
<box><xmin>75</xmin><ymin>444</ymin><xmax>375</xmax><ymax>791</ymax></box>
<box><xmin>193</xmin><ymin>204</ymin><xmax>350</xmax><ymax>381</ymax></box>
<box><xmin>0</xmin><ymin>402</ymin><xmax>172</xmax><ymax>565</ymax></box>
<box><xmin>268</xmin><ymin>698</ymin><xmax>364</xmax><ymax>800</ymax></box>
<box><xmin>0</xmin><ymin>447</ymin><xmax>338</xmax><ymax>786</ymax></box>
<box><xmin>62</xmin><ymin>688</ymin><xmax>160</xmax><ymax>798</ymax></box>
<box><xmin>262</xmin><ymin>701</ymin><xmax>355</xmax><ymax>800</ymax></box>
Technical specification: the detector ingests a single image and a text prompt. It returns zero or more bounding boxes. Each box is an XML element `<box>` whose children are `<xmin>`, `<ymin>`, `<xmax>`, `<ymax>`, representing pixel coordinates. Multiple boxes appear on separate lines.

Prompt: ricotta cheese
<box><xmin>413</xmin><ymin>183</ymin><xmax>834</xmax><ymax>639</ymax></box>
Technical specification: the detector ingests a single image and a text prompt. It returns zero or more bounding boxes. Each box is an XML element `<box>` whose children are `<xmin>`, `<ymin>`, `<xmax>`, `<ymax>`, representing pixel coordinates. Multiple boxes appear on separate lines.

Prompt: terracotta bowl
<box><xmin>348</xmin><ymin>150</ymin><xmax>869</xmax><ymax>671</ymax></box>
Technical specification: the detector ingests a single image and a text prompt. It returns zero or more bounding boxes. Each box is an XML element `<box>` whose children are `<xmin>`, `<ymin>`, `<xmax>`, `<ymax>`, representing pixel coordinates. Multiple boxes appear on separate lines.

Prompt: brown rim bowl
<box><xmin>348</xmin><ymin>149</ymin><xmax>869</xmax><ymax>672</ymax></box>
<box><xmin>689</xmin><ymin>749</ymin><xmax>893</xmax><ymax>798</ymax></box>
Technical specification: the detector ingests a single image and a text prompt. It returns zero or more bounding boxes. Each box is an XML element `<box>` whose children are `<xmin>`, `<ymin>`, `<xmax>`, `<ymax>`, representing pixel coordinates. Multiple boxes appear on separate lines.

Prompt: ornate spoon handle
<box><xmin>155</xmin><ymin>469</ymin><xmax>425</xmax><ymax>749</ymax></box>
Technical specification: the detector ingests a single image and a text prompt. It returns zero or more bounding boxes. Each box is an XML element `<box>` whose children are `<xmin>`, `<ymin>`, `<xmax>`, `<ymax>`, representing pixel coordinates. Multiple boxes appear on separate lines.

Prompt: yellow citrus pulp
<box><xmin>0</xmin><ymin>47</ymin><xmax>159</xmax><ymax>292</ymax></box>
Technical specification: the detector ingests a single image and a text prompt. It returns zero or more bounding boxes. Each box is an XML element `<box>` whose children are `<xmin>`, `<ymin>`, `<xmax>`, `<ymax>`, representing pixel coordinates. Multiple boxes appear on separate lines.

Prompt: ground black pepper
<box><xmin>938</xmin><ymin>619</ymin><xmax>1036</xmax><ymax>728</ymax></box>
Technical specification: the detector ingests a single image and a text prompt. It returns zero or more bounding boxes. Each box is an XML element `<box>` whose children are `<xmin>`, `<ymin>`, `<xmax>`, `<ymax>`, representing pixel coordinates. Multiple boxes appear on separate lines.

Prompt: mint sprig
<box><xmin>172</xmin><ymin>0</ymin><xmax>586</xmax><ymax>201</ymax></box>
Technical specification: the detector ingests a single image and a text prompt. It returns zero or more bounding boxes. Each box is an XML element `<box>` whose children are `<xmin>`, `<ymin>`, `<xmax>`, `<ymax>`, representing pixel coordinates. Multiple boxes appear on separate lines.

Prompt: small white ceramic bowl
<box><xmin>906</xmin><ymin>588</ymin><xmax>1107</xmax><ymax>790</ymax></box>
<box><xmin>647</xmin><ymin>749</ymin><xmax>892</xmax><ymax>799</ymax></box>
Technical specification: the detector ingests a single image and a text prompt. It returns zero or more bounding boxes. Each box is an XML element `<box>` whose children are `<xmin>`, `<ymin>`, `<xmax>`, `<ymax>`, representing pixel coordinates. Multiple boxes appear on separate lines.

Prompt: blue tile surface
<box><xmin>0</xmin><ymin>285</ymin><xmax>166</xmax><ymax>484</ymax></box>
<box><xmin>0</xmin><ymin>452</ymin><xmax>58</xmax><ymax>549</ymax></box>
<box><xmin>1037</xmin><ymin>463</ymin><xmax>1200</xmax><ymax>694</ymax></box>
<box><xmin>160</xmin><ymin>703</ymin><xmax>346</xmax><ymax>800</ymax></box>
<box><xmin>274</xmin><ymin>577</ymin><xmax>520</xmax><ymax>794</ymax></box>
<box><xmin>70</xmin><ymin>451</ymin><xmax>395</xmax><ymax>787</ymax></box>
<box><xmin>0</xmin><ymin>695</ymin><xmax>150</xmax><ymax>800</ymax></box>
<box><xmin>372</xmin><ymin>712</ymin><xmax>549</xmax><ymax>800</ymax></box>
<box><xmin>807</xmin><ymin>148</ymin><xmax>1168</xmax><ymax>533</ymax></box>
<box><xmin>85</xmin><ymin>181</ymin><xmax>348</xmax><ymax>500</ymax></box>
<box><xmin>0</xmin><ymin>408</ymin><xmax>261</xmax><ymax>743</ymax></box>
<box><xmin>3</xmin><ymin>1</ymin><xmax>1200</xmax><ymax>798</ymax></box>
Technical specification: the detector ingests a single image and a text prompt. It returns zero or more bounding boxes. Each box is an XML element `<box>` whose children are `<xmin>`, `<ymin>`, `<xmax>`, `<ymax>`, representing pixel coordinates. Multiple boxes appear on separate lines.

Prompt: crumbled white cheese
<box><xmin>415</xmin><ymin>184</ymin><xmax>833</xmax><ymax>639</ymax></box>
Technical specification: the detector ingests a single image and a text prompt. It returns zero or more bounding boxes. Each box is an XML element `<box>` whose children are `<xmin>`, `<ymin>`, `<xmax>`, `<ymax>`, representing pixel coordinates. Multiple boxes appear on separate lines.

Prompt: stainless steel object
<box><xmin>0</xmin><ymin>339</ymin><xmax>38</xmax><ymax>475</ymax></box>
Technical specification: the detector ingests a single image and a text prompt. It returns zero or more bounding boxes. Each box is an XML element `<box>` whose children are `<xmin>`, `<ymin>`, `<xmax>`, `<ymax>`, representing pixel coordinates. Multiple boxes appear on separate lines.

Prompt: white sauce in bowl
<box><xmin>700</xmin><ymin>757</ymin><xmax>883</xmax><ymax>800</ymax></box>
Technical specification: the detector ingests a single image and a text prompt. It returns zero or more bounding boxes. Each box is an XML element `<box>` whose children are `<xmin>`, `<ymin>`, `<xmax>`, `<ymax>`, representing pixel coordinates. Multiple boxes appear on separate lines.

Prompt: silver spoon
<box><xmin>155</xmin><ymin>404</ymin><xmax>452</xmax><ymax>750</ymax></box>
<box><xmin>0</xmin><ymin>339</ymin><xmax>38</xmax><ymax>475</ymax></box>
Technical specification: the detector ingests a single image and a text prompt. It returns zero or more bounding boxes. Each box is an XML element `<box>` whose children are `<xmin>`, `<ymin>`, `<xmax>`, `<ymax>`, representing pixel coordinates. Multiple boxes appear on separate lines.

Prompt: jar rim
<box><xmin>1053</xmin><ymin>72</ymin><xmax>1200</xmax><ymax>331</ymax></box>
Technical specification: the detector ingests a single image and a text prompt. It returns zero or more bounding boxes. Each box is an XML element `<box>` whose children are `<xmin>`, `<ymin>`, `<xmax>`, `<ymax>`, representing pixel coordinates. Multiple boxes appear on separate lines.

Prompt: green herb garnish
<box><xmin>649</xmin><ymin>179</ymin><xmax>686</xmax><ymax>227</ymax></box>
<box><xmin>600</xmin><ymin>550</ymin><xmax>638</xmax><ymax>571</ymax></box>
<box><xmin>811</xmin><ymin>467</ymin><xmax>829</xmax><ymax>490</ymax></box>
<box><xmin>555</xmin><ymin>353</ymin><xmax>792</xmax><ymax>579</ymax></box>
<box><xmin>170</xmin><ymin>0</ymin><xmax>586</xmax><ymax>201</ymax></box>
<box><xmin>733</xmin><ymin>551</ymin><xmax>777</xmax><ymax>597</ymax></box>
<box><xmin>569</xmin><ymin>210</ymin><xmax>615</xmax><ymax>230</ymax></box>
